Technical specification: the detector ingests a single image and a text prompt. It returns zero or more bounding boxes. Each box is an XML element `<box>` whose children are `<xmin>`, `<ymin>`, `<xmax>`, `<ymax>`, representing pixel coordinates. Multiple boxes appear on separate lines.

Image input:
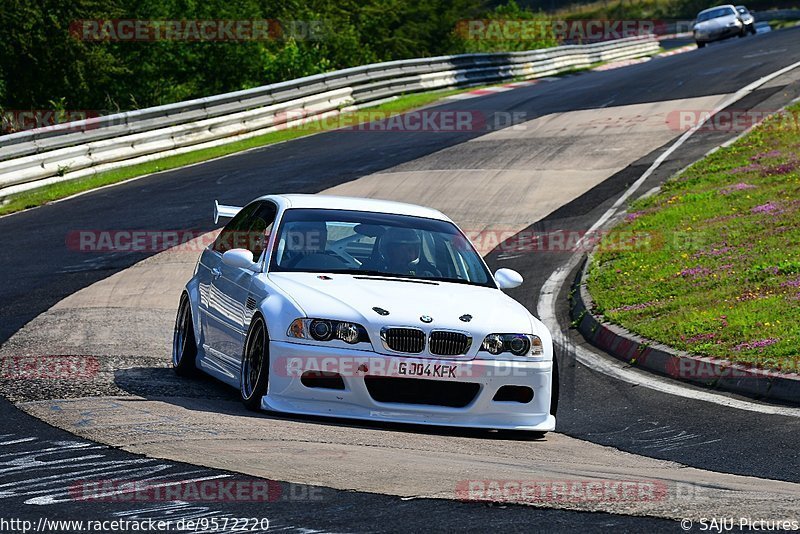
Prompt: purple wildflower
<box><xmin>751</xmin><ymin>202</ymin><xmax>781</xmax><ymax>214</ymax></box>
<box><xmin>730</xmin><ymin>163</ymin><xmax>763</xmax><ymax>175</ymax></box>
<box><xmin>762</xmin><ymin>161</ymin><xmax>798</xmax><ymax>176</ymax></box>
<box><xmin>750</xmin><ymin>149</ymin><xmax>782</xmax><ymax>161</ymax></box>
<box><xmin>679</xmin><ymin>266</ymin><xmax>711</xmax><ymax>278</ymax></box>
<box><xmin>719</xmin><ymin>183</ymin><xmax>756</xmax><ymax>195</ymax></box>
<box><xmin>780</xmin><ymin>277</ymin><xmax>800</xmax><ymax>288</ymax></box>
<box><xmin>608</xmin><ymin>301</ymin><xmax>656</xmax><ymax>313</ymax></box>
<box><xmin>681</xmin><ymin>332</ymin><xmax>716</xmax><ymax>344</ymax></box>
<box><xmin>733</xmin><ymin>338</ymin><xmax>779</xmax><ymax>352</ymax></box>
<box><xmin>693</xmin><ymin>244</ymin><xmax>734</xmax><ymax>259</ymax></box>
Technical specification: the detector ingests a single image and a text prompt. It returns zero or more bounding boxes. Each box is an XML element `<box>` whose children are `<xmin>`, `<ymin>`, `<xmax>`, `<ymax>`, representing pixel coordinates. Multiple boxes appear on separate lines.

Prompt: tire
<box><xmin>240</xmin><ymin>315</ymin><xmax>270</xmax><ymax>411</ymax></box>
<box><xmin>696</xmin><ymin>41</ymin><xmax>706</xmax><ymax>48</ymax></box>
<box><xmin>748</xmin><ymin>24</ymin><xmax>756</xmax><ymax>35</ymax></box>
<box><xmin>172</xmin><ymin>294</ymin><xmax>198</xmax><ymax>376</ymax></box>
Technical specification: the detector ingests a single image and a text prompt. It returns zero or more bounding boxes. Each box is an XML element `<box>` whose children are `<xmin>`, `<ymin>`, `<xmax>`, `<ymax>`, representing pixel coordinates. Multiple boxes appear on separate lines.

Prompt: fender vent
<box><xmin>245</xmin><ymin>296</ymin><xmax>257</xmax><ymax>310</ymax></box>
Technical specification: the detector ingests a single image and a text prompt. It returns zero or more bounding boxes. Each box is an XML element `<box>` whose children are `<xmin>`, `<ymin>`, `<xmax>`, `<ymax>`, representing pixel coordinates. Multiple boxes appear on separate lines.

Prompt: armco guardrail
<box><xmin>0</xmin><ymin>35</ymin><xmax>658</xmax><ymax>199</ymax></box>
<box><xmin>754</xmin><ymin>9</ymin><xmax>800</xmax><ymax>22</ymax></box>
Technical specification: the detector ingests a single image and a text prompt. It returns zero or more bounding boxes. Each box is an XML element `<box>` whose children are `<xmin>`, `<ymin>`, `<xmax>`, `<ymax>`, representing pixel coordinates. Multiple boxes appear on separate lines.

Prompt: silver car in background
<box><xmin>736</xmin><ymin>5</ymin><xmax>757</xmax><ymax>34</ymax></box>
<box><xmin>693</xmin><ymin>4</ymin><xmax>752</xmax><ymax>47</ymax></box>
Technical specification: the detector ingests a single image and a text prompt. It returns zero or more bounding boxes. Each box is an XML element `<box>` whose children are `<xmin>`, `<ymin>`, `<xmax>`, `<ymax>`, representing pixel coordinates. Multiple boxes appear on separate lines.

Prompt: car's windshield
<box><xmin>270</xmin><ymin>208</ymin><xmax>494</xmax><ymax>287</ymax></box>
<box><xmin>697</xmin><ymin>7</ymin><xmax>736</xmax><ymax>21</ymax></box>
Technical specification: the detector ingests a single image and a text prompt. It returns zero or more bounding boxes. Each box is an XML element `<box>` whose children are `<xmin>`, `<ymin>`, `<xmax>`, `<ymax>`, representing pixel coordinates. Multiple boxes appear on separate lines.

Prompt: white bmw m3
<box><xmin>173</xmin><ymin>194</ymin><xmax>557</xmax><ymax>432</ymax></box>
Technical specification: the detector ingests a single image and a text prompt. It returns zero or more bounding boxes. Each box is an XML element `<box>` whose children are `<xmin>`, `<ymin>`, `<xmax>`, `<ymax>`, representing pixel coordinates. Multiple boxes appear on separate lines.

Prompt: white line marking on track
<box><xmin>743</xmin><ymin>48</ymin><xmax>787</xmax><ymax>58</ymax></box>
<box><xmin>0</xmin><ymin>438</ymin><xmax>37</xmax><ymax>446</ymax></box>
<box><xmin>537</xmin><ymin>59</ymin><xmax>800</xmax><ymax>417</ymax></box>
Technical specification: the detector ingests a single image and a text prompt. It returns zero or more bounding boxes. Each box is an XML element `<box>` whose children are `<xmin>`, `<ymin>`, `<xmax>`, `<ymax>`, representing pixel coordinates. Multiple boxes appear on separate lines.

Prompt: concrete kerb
<box><xmin>569</xmin><ymin>255</ymin><xmax>800</xmax><ymax>404</ymax></box>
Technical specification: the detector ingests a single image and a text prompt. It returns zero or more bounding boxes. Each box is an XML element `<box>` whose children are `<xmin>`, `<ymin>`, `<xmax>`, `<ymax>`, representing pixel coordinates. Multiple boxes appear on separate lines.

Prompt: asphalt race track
<box><xmin>1</xmin><ymin>28</ymin><xmax>800</xmax><ymax>532</ymax></box>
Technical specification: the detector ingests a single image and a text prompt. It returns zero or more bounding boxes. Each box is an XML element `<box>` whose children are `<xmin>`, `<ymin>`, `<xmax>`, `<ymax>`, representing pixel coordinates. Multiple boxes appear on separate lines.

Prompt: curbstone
<box><xmin>570</xmin><ymin>256</ymin><xmax>800</xmax><ymax>404</ymax></box>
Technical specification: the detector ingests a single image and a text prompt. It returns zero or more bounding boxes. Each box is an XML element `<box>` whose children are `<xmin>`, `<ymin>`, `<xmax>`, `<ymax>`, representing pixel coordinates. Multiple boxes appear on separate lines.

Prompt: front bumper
<box><xmin>263</xmin><ymin>340</ymin><xmax>556</xmax><ymax>431</ymax></box>
<box><xmin>695</xmin><ymin>25</ymin><xmax>741</xmax><ymax>41</ymax></box>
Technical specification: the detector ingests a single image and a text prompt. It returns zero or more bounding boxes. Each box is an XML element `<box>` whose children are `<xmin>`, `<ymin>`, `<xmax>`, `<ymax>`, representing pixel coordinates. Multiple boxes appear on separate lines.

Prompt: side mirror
<box><xmin>494</xmin><ymin>268</ymin><xmax>523</xmax><ymax>289</ymax></box>
<box><xmin>222</xmin><ymin>249</ymin><xmax>260</xmax><ymax>272</ymax></box>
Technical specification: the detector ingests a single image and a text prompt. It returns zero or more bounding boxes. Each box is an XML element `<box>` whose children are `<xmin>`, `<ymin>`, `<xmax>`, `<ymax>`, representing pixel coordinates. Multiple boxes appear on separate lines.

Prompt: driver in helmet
<box><xmin>372</xmin><ymin>227</ymin><xmax>440</xmax><ymax>277</ymax></box>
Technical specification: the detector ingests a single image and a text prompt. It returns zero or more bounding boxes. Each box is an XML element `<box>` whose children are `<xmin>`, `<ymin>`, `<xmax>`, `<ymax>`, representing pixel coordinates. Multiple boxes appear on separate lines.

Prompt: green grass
<box><xmin>587</xmin><ymin>104</ymin><xmax>800</xmax><ymax>373</ymax></box>
<box><xmin>0</xmin><ymin>88</ymin><xmax>469</xmax><ymax>216</ymax></box>
<box><xmin>769</xmin><ymin>19</ymin><xmax>800</xmax><ymax>30</ymax></box>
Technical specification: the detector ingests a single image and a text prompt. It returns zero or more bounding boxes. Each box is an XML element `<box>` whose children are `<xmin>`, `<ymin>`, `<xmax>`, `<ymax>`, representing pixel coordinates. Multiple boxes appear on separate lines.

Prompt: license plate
<box><xmin>398</xmin><ymin>361</ymin><xmax>457</xmax><ymax>378</ymax></box>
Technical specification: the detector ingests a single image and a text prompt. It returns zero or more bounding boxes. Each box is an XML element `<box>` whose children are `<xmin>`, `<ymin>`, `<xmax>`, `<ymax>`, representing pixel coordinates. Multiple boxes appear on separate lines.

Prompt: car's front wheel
<box><xmin>240</xmin><ymin>315</ymin><xmax>270</xmax><ymax>411</ymax></box>
<box><xmin>696</xmin><ymin>40</ymin><xmax>706</xmax><ymax>48</ymax></box>
<box><xmin>172</xmin><ymin>294</ymin><xmax>198</xmax><ymax>376</ymax></box>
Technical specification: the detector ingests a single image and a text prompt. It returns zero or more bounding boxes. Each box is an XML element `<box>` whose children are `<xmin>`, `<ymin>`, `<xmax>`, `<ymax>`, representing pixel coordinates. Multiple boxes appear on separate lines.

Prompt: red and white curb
<box><xmin>656</xmin><ymin>31</ymin><xmax>693</xmax><ymax>41</ymax></box>
<box><xmin>445</xmin><ymin>78</ymin><xmax>557</xmax><ymax>100</ymax></box>
<box><xmin>591</xmin><ymin>57</ymin><xmax>651</xmax><ymax>71</ymax></box>
<box><xmin>657</xmin><ymin>44</ymin><xmax>697</xmax><ymax>57</ymax></box>
<box><xmin>591</xmin><ymin>43</ymin><xmax>696</xmax><ymax>72</ymax></box>
<box><xmin>591</xmin><ymin>43</ymin><xmax>697</xmax><ymax>72</ymax></box>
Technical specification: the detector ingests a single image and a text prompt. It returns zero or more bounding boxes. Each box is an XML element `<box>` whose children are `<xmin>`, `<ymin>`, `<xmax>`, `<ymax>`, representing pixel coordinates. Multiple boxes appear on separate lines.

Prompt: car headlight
<box><xmin>288</xmin><ymin>318</ymin><xmax>370</xmax><ymax>345</ymax></box>
<box><xmin>480</xmin><ymin>334</ymin><xmax>544</xmax><ymax>357</ymax></box>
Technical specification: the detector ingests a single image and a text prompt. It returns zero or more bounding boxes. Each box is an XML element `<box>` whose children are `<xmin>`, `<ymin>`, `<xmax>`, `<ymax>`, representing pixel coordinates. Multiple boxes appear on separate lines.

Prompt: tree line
<box><xmin>0</xmin><ymin>0</ymin><xmax>554</xmax><ymax>115</ymax></box>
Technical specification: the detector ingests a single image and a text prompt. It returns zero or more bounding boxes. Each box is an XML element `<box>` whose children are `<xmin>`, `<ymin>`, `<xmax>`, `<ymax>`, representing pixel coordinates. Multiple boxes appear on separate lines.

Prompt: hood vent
<box><xmin>354</xmin><ymin>276</ymin><xmax>438</xmax><ymax>285</ymax></box>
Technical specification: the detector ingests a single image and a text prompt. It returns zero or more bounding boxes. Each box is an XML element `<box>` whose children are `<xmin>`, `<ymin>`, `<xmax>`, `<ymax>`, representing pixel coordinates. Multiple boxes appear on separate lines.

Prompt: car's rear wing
<box><xmin>214</xmin><ymin>200</ymin><xmax>242</xmax><ymax>224</ymax></box>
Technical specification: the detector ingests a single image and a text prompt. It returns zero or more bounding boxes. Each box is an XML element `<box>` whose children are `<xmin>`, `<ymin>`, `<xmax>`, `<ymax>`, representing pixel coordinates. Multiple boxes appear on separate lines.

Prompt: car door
<box><xmin>206</xmin><ymin>201</ymin><xmax>277</xmax><ymax>374</ymax></box>
<box><xmin>201</xmin><ymin>201</ymin><xmax>261</xmax><ymax>374</ymax></box>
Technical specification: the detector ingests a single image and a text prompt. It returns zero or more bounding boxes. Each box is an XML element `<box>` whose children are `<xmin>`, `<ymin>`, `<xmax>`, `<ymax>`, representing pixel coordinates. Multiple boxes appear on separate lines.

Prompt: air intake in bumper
<box><xmin>364</xmin><ymin>376</ymin><xmax>479</xmax><ymax>408</ymax></box>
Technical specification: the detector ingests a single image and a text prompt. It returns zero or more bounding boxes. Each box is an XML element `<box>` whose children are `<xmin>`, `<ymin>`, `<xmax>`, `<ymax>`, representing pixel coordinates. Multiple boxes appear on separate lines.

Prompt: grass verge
<box><xmin>0</xmin><ymin>87</ymin><xmax>470</xmax><ymax>217</ymax></box>
<box><xmin>587</xmin><ymin>103</ymin><xmax>800</xmax><ymax>373</ymax></box>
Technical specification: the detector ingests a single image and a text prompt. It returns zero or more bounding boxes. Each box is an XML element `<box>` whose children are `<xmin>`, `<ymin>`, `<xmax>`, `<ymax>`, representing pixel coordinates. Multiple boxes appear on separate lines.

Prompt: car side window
<box><xmin>211</xmin><ymin>202</ymin><xmax>261</xmax><ymax>254</ymax></box>
<box><xmin>243</xmin><ymin>203</ymin><xmax>278</xmax><ymax>260</ymax></box>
